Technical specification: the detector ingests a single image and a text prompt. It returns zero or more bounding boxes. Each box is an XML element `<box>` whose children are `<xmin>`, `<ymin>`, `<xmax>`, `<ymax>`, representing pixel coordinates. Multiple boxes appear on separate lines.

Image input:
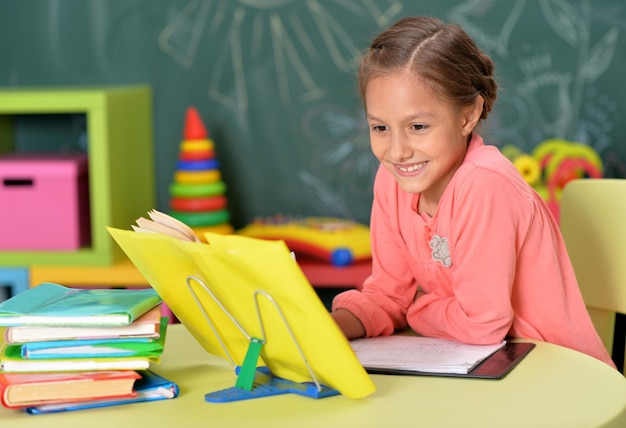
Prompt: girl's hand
<box><xmin>331</xmin><ymin>309</ymin><xmax>366</xmax><ymax>339</ymax></box>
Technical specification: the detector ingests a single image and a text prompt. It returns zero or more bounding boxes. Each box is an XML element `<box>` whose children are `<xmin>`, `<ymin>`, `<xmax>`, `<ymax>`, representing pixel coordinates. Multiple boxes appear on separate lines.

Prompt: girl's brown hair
<box><xmin>358</xmin><ymin>16</ymin><xmax>497</xmax><ymax>120</ymax></box>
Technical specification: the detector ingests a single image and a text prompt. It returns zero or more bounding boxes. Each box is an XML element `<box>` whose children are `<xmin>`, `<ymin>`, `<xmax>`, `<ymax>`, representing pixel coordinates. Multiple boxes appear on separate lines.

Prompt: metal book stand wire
<box><xmin>184</xmin><ymin>275</ymin><xmax>339</xmax><ymax>403</ymax></box>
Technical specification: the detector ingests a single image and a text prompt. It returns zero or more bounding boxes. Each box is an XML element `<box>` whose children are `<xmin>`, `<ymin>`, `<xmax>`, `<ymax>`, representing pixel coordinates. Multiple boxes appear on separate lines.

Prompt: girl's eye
<box><xmin>370</xmin><ymin>125</ymin><xmax>387</xmax><ymax>132</ymax></box>
<box><xmin>412</xmin><ymin>124</ymin><xmax>427</xmax><ymax>131</ymax></box>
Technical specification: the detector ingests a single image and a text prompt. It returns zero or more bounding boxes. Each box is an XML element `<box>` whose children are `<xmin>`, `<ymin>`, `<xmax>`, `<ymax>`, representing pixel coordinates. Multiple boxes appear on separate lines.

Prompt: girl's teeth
<box><xmin>399</xmin><ymin>163</ymin><xmax>425</xmax><ymax>172</ymax></box>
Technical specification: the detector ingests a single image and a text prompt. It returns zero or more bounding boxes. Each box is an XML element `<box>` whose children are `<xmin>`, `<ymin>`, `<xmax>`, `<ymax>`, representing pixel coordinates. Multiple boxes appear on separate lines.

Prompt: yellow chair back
<box><xmin>560</xmin><ymin>178</ymin><xmax>626</xmax><ymax>372</ymax></box>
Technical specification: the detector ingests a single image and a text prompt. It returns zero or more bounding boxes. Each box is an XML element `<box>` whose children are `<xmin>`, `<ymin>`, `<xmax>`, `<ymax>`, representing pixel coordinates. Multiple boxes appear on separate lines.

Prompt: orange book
<box><xmin>0</xmin><ymin>370</ymin><xmax>141</xmax><ymax>408</ymax></box>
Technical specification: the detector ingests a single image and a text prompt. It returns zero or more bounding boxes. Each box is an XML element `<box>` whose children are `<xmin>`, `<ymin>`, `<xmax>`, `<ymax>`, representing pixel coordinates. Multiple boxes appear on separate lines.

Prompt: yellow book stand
<box><xmin>107</xmin><ymin>228</ymin><xmax>375</xmax><ymax>401</ymax></box>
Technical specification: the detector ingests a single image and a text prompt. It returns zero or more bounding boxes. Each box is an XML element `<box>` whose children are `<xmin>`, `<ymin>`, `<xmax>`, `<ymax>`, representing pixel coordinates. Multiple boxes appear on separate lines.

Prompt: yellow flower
<box><xmin>513</xmin><ymin>155</ymin><xmax>542</xmax><ymax>186</ymax></box>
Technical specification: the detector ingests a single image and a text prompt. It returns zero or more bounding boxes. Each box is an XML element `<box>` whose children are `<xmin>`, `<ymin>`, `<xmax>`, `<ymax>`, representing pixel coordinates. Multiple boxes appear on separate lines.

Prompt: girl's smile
<box><xmin>396</xmin><ymin>161</ymin><xmax>428</xmax><ymax>175</ymax></box>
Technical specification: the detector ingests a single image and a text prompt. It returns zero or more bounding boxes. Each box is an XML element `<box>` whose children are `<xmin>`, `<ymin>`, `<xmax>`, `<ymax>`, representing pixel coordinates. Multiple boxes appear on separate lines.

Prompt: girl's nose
<box><xmin>389</xmin><ymin>133</ymin><xmax>412</xmax><ymax>161</ymax></box>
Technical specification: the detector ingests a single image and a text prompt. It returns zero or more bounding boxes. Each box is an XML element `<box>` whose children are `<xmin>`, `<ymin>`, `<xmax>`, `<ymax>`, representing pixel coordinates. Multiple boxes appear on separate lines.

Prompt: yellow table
<box><xmin>2</xmin><ymin>324</ymin><xmax>626</xmax><ymax>428</ymax></box>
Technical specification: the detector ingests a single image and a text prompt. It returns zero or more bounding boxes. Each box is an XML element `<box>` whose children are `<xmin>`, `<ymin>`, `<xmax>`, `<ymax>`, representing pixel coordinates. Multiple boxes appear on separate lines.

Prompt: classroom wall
<box><xmin>1</xmin><ymin>0</ymin><xmax>625</xmax><ymax>228</ymax></box>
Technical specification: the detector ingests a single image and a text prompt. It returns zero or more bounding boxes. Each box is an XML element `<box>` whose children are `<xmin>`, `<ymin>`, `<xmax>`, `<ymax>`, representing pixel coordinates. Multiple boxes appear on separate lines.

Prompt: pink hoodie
<box><xmin>333</xmin><ymin>134</ymin><xmax>614</xmax><ymax>368</ymax></box>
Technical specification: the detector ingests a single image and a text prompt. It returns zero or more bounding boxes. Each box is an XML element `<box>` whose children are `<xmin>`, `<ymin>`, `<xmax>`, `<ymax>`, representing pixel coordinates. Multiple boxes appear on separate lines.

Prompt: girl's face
<box><xmin>365</xmin><ymin>69</ymin><xmax>482</xmax><ymax>214</ymax></box>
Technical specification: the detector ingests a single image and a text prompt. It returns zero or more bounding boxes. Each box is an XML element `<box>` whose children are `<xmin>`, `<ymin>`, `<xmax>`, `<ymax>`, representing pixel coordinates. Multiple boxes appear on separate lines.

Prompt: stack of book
<box><xmin>0</xmin><ymin>282</ymin><xmax>179</xmax><ymax>414</ymax></box>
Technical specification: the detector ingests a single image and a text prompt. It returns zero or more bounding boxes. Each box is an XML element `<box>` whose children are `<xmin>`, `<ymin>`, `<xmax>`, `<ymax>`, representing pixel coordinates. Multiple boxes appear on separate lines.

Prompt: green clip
<box><xmin>235</xmin><ymin>338</ymin><xmax>263</xmax><ymax>391</ymax></box>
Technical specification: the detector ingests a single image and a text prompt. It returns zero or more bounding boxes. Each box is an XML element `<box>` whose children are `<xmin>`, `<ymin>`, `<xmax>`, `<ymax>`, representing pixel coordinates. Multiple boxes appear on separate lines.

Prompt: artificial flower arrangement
<box><xmin>500</xmin><ymin>139</ymin><xmax>603</xmax><ymax>222</ymax></box>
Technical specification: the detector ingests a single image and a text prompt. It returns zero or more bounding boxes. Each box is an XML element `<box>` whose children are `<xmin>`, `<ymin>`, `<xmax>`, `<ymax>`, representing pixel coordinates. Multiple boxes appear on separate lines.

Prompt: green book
<box><xmin>0</xmin><ymin>283</ymin><xmax>161</xmax><ymax>327</ymax></box>
<box><xmin>0</xmin><ymin>343</ymin><xmax>159</xmax><ymax>373</ymax></box>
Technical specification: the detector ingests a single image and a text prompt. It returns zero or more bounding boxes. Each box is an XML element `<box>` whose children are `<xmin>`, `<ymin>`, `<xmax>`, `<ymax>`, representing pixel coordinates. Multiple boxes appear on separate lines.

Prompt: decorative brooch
<box><xmin>430</xmin><ymin>234</ymin><xmax>452</xmax><ymax>267</ymax></box>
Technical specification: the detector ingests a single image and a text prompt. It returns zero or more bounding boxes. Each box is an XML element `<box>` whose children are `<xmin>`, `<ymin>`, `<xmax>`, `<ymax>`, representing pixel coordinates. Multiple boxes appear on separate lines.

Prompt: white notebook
<box><xmin>350</xmin><ymin>335</ymin><xmax>506</xmax><ymax>375</ymax></box>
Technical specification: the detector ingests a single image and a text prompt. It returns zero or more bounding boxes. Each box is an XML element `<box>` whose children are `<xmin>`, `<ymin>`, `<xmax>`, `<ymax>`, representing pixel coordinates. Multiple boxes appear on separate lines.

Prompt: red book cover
<box><xmin>0</xmin><ymin>370</ymin><xmax>141</xmax><ymax>408</ymax></box>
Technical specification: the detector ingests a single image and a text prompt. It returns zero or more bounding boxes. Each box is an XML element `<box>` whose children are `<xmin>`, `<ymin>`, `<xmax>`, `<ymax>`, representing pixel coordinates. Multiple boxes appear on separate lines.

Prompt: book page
<box><xmin>350</xmin><ymin>335</ymin><xmax>506</xmax><ymax>374</ymax></box>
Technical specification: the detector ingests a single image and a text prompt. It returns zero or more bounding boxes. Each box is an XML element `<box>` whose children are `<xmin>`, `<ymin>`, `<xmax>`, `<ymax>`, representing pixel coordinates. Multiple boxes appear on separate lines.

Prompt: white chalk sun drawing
<box><xmin>158</xmin><ymin>0</ymin><xmax>403</xmax><ymax>111</ymax></box>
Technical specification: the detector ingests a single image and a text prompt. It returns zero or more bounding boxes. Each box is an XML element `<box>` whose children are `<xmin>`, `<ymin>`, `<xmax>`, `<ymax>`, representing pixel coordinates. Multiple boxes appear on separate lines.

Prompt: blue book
<box><xmin>24</xmin><ymin>370</ymin><xmax>179</xmax><ymax>414</ymax></box>
<box><xmin>0</xmin><ymin>283</ymin><xmax>161</xmax><ymax>327</ymax></box>
<box><xmin>13</xmin><ymin>318</ymin><xmax>168</xmax><ymax>359</ymax></box>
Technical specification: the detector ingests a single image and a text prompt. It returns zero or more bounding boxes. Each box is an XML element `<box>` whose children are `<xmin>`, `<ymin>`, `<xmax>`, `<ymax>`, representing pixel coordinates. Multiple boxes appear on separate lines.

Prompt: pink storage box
<box><xmin>0</xmin><ymin>153</ymin><xmax>91</xmax><ymax>250</ymax></box>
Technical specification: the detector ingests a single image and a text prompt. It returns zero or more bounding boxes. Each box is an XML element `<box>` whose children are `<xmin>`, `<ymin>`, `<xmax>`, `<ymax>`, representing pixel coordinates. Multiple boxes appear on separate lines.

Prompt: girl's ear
<box><xmin>462</xmin><ymin>95</ymin><xmax>484</xmax><ymax>135</ymax></box>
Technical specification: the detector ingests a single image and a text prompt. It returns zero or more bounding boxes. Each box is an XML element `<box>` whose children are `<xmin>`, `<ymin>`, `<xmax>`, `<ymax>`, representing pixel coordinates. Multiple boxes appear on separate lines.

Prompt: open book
<box><xmin>132</xmin><ymin>209</ymin><xmax>200</xmax><ymax>242</ymax></box>
<box><xmin>350</xmin><ymin>335</ymin><xmax>534</xmax><ymax>378</ymax></box>
<box><xmin>107</xmin><ymin>220</ymin><xmax>377</xmax><ymax>399</ymax></box>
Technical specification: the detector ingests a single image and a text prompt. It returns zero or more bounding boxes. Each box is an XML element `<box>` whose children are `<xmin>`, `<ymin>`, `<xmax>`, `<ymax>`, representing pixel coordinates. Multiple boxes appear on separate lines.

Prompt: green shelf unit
<box><xmin>0</xmin><ymin>86</ymin><xmax>155</xmax><ymax>266</ymax></box>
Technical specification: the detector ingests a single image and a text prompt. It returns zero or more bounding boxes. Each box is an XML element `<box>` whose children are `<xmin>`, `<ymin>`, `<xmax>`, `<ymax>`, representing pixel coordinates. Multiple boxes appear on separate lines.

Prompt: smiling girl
<box><xmin>330</xmin><ymin>16</ymin><xmax>614</xmax><ymax>368</ymax></box>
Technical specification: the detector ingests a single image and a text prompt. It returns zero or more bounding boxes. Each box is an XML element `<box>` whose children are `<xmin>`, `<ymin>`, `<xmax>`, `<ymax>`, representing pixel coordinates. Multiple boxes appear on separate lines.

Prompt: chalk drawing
<box><xmin>450</xmin><ymin>0</ymin><xmax>619</xmax><ymax>157</ymax></box>
<box><xmin>157</xmin><ymin>0</ymin><xmax>402</xmax><ymax>111</ymax></box>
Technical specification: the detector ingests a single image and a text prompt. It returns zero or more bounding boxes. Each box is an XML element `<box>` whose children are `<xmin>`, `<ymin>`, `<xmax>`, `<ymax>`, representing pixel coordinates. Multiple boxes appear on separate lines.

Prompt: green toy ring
<box><xmin>169</xmin><ymin>181</ymin><xmax>226</xmax><ymax>197</ymax></box>
<box><xmin>169</xmin><ymin>209</ymin><xmax>230</xmax><ymax>226</ymax></box>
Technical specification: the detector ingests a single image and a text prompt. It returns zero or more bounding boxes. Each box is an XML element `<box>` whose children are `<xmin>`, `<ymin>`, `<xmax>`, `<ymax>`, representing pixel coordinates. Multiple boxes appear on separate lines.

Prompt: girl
<box><xmin>330</xmin><ymin>16</ymin><xmax>614</xmax><ymax>368</ymax></box>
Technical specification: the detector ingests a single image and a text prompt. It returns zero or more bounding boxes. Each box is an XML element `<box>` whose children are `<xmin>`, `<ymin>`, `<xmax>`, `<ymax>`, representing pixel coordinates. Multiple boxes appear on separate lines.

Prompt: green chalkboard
<box><xmin>1</xmin><ymin>0</ymin><xmax>624</xmax><ymax>227</ymax></box>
